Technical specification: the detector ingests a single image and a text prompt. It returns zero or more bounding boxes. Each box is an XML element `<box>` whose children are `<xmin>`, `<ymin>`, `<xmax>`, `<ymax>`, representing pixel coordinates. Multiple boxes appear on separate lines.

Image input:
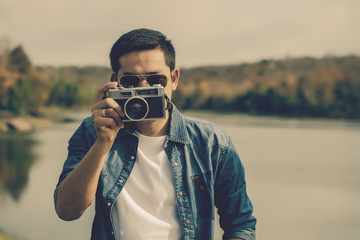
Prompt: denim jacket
<box><xmin>54</xmin><ymin>104</ymin><xmax>256</xmax><ymax>240</ymax></box>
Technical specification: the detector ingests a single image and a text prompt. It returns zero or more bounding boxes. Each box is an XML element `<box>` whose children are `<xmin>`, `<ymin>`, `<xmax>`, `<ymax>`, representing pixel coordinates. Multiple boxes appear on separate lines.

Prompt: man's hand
<box><xmin>91</xmin><ymin>82</ymin><xmax>125</xmax><ymax>143</ymax></box>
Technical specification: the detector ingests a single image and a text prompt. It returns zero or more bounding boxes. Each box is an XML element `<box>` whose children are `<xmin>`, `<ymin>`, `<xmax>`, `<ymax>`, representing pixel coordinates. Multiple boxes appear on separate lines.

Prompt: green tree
<box><xmin>7</xmin><ymin>86</ymin><xmax>24</xmax><ymax>115</ymax></box>
<box><xmin>48</xmin><ymin>80</ymin><xmax>81</xmax><ymax>107</ymax></box>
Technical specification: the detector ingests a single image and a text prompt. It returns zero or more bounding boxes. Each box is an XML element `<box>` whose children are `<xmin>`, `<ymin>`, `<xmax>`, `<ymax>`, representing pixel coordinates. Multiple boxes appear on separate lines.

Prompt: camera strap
<box><xmin>164</xmin><ymin>94</ymin><xmax>172</xmax><ymax>111</ymax></box>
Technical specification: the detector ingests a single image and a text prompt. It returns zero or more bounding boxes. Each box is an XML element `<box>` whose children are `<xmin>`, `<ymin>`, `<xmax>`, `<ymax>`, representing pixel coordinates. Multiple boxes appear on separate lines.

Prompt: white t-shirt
<box><xmin>111</xmin><ymin>131</ymin><xmax>182</xmax><ymax>240</ymax></box>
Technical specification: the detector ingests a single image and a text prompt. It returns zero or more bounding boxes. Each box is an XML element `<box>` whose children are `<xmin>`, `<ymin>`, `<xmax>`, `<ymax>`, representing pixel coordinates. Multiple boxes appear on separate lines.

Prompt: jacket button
<box><xmin>131</xmin><ymin>156</ymin><xmax>135</xmax><ymax>160</ymax></box>
<box><xmin>185</xmin><ymin>220</ymin><xmax>190</xmax><ymax>225</ymax></box>
<box><xmin>173</xmin><ymin>162</ymin><xmax>178</xmax><ymax>166</ymax></box>
<box><xmin>178</xmin><ymin>192</ymin><xmax>183</xmax><ymax>196</ymax></box>
<box><xmin>107</xmin><ymin>202</ymin><xmax>111</xmax><ymax>207</ymax></box>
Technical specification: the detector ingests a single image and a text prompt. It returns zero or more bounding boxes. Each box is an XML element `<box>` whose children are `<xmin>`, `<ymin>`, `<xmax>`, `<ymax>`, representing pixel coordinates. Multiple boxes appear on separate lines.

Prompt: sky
<box><xmin>1</xmin><ymin>0</ymin><xmax>359</xmax><ymax>68</ymax></box>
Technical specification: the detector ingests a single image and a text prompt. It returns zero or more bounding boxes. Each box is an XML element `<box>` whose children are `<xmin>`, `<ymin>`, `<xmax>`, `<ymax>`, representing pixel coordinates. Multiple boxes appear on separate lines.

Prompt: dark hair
<box><xmin>110</xmin><ymin>28</ymin><xmax>176</xmax><ymax>73</ymax></box>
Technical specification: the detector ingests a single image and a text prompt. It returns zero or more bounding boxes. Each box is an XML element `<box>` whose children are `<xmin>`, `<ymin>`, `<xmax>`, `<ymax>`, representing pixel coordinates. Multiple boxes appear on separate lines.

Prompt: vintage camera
<box><xmin>106</xmin><ymin>85</ymin><xmax>166</xmax><ymax>122</ymax></box>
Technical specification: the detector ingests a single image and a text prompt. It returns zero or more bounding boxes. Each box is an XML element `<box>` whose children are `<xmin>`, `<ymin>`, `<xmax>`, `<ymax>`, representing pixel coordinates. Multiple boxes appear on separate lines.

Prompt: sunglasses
<box><xmin>118</xmin><ymin>74</ymin><xmax>168</xmax><ymax>88</ymax></box>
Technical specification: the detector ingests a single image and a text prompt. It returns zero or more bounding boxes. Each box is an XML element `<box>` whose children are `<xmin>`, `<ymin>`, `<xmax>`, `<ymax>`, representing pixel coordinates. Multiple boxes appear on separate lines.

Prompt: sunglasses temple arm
<box><xmin>111</xmin><ymin>73</ymin><xmax>121</xmax><ymax>87</ymax></box>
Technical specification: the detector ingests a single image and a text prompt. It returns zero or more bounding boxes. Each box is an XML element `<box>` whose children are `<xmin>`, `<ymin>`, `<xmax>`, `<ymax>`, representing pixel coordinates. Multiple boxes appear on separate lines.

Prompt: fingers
<box><xmin>98</xmin><ymin>82</ymin><xmax>118</xmax><ymax>100</ymax></box>
<box><xmin>95</xmin><ymin>98</ymin><xmax>125</xmax><ymax>118</ymax></box>
<box><xmin>92</xmin><ymin>82</ymin><xmax>126</xmax><ymax>142</ymax></box>
<box><xmin>97</xmin><ymin>82</ymin><xmax>125</xmax><ymax>117</ymax></box>
<box><xmin>92</xmin><ymin>98</ymin><xmax>125</xmax><ymax>129</ymax></box>
<box><xmin>99</xmin><ymin>107</ymin><xmax>124</xmax><ymax>128</ymax></box>
<box><xmin>94</xmin><ymin>114</ymin><xmax>120</xmax><ymax>130</ymax></box>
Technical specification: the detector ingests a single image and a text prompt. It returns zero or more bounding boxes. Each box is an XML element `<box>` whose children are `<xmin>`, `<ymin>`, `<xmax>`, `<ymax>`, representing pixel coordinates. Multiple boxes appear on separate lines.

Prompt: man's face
<box><xmin>117</xmin><ymin>48</ymin><xmax>179</xmax><ymax>101</ymax></box>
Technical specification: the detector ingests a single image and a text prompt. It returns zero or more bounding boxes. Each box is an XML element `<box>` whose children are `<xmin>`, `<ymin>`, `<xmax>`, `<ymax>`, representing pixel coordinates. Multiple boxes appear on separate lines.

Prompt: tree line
<box><xmin>173</xmin><ymin>57</ymin><xmax>360</xmax><ymax>118</ymax></box>
<box><xmin>1</xmin><ymin>44</ymin><xmax>359</xmax><ymax>119</ymax></box>
<box><xmin>0</xmin><ymin>45</ymin><xmax>102</xmax><ymax>116</ymax></box>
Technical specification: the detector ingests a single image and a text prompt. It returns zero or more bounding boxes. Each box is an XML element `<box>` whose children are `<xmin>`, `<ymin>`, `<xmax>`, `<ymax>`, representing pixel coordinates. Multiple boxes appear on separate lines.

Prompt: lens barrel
<box><xmin>124</xmin><ymin>97</ymin><xmax>149</xmax><ymax>121</ymax></box>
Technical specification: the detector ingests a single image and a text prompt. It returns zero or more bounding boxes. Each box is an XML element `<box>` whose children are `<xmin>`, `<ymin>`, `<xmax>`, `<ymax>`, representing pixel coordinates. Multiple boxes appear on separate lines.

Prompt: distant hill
<box><xmin>175</xmin><ymin>55</ymin><xmax>360</xmax><ymax>118</ymax></box>
<box><xmin>36</xmin><ymin>65</ymin><xmax>111</xmax><ymax>86</ymax></box>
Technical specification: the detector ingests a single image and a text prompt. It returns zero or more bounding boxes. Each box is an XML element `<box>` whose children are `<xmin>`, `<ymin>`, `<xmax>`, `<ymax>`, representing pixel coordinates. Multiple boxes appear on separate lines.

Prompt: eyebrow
<box><xmin>123</xmin><ymin>71</ymin><xmax>160</xmax><ymax>75</ymax></box>
<box><xmin>123</xmin><ymin>72</ymin><xmax>159</xmax><ymax>75</ymax></box>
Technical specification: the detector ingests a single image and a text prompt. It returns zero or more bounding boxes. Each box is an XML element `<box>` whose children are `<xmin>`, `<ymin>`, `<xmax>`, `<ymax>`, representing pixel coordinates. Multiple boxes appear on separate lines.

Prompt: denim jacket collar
<box><xmin>167</xmin><ymin>103</ymin><xmax>190</xmax><ymax>145</ymax></box>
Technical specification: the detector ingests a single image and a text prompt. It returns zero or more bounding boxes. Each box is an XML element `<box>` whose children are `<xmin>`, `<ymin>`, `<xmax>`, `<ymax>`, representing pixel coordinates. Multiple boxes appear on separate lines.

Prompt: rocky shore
<box><xmin>0</xmin><ymin>117</ymin><xmax>54</xmax><ymax>132</ymax></box>
<box><xmin>0</xmin><ymin>109</ymin><xmax>72</xmax><ymax>133</ymax></box>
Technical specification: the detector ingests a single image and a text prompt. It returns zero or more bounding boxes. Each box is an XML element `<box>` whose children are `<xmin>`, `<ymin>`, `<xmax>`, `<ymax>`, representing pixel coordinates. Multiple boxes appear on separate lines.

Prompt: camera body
<box><xmin>106</xmin><ymin>85</ymin><xmax>166</xmax><ymax>122</ymax></box>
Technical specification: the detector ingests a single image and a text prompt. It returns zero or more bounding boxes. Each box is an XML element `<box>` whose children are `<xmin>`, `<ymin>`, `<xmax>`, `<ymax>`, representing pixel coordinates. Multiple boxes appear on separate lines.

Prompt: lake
<box><xmin>1</xmin><ymin>111</ymin><xmax>360</xmax><ymax>240</ymax></box>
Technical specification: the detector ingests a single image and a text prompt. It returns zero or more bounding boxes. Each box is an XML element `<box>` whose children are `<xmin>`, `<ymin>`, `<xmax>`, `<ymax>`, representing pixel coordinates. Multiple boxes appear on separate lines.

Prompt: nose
<box><xmin>138</xmin><ymin>76</ymin><xmax>150</xmax><ymax>87</ymax></box>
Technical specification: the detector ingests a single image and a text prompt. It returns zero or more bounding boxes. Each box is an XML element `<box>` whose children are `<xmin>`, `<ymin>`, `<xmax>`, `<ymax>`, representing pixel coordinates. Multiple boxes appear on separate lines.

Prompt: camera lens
<box><xmin>124</xmin><ymin>97</ymin><xmax>149</xmax><ymax>121</ymax></box>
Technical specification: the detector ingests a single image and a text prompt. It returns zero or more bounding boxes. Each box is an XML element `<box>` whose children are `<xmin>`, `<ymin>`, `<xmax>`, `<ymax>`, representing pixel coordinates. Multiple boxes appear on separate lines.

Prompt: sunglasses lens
<box><xmin>147</xmin><ymin>74</ymin><xmax>168</xmax><ymax>87</ymax></box>
<box><xmin>120</xmin><ymin>76</ymin><xmax>140</xmax><ymax>88</ymax></box>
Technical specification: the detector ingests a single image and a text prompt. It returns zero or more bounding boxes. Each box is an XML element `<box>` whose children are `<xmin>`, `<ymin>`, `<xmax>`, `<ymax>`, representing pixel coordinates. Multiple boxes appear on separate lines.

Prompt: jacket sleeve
<box><xmin>214</xmin><ymin>134</ymin><xmax>256</xmax><ymax>240</ymax></box>
<box><xmin>53</xmin><ymin>118</ymin><xmax>95</xmax><ymax>209</ymax></box>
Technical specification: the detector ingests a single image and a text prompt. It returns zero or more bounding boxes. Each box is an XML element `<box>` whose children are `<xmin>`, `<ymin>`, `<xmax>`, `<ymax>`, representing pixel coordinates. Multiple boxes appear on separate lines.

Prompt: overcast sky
<box><xmin>1</xmin><ymin>0</ymin><xmax>359</xmax><ymax>68</ymax></box>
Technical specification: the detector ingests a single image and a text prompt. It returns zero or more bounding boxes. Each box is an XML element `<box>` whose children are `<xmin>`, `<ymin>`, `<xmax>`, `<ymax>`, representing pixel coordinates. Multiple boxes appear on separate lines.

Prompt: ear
<box><xmin>170</xmin><ymin>68</ymin><xmax>180</xmax><ymax>91</ymax></box>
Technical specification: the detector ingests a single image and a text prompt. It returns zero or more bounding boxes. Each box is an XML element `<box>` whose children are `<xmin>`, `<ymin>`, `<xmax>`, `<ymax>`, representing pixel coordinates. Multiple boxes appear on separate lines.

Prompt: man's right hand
<box><xmin>56</xmin><ymin>82</ymin><xmax>126</xmax><ymax>221</ymax></box>
<box><xmin>91</xmin><ymin>82</ymin><xmax>125</xmax><ymax>143</ymax></box>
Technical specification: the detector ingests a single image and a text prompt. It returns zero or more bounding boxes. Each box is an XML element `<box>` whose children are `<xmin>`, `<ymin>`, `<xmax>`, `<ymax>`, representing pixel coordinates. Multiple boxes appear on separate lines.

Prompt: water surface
<box><xmin>0</xmin><ymin>112</ymin><xmax>359</xmax><ymax>239</ymax></box>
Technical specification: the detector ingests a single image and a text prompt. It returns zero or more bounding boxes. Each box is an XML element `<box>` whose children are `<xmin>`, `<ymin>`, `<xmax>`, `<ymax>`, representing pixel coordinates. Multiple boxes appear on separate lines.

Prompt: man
<box><xmin>54</xmin><ymin>28</ymin><xmax>256</xmax><ymax>240</ymax></box>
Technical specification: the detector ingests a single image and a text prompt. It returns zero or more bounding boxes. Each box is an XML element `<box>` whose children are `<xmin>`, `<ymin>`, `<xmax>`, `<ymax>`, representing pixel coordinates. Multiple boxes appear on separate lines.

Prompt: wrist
<box><xmin>93</xmin><ymin>137</ymin><xmax>115</xmax><ymax>153</ymax></box>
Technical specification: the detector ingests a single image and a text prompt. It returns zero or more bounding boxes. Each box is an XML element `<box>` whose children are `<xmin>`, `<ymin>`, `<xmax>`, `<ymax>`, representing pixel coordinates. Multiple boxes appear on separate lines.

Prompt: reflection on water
<box><xmin>0</xmin><ymin>133</ymin><xmax>37</xmax><ymax>201</ymax></box>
